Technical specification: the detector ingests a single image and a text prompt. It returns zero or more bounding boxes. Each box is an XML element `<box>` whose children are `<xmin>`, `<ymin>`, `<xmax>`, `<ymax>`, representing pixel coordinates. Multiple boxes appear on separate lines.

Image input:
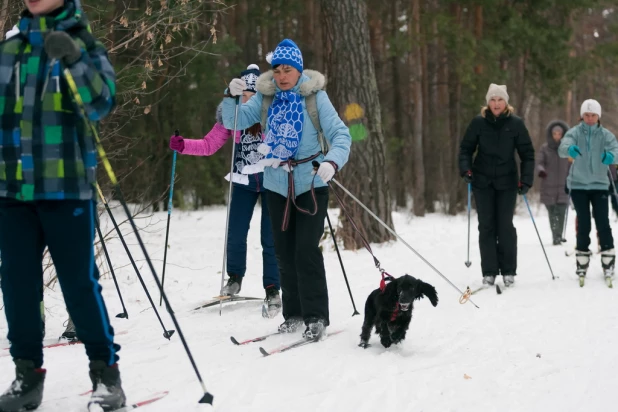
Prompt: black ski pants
<box><xmin>266</xmin><ymin>188</ymin><xmax>330</xmax><ymax>326</ymax></box>
<box><xmin>473</xmin><ymin>185</ymin><xmax>518</xmax><ymax>277</ymax></box>
<box><xmin>571</xmin><ymin>189</ymin><xmax>614</xmax><ymax>252</ymax></box>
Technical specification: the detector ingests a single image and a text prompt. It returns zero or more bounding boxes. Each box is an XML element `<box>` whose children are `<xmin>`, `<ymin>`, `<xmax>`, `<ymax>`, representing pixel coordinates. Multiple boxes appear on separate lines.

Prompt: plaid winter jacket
<box><xmin>0</xmin><ymin>0</ymin><xmax>115</xmax><ymax>201</ymax></box>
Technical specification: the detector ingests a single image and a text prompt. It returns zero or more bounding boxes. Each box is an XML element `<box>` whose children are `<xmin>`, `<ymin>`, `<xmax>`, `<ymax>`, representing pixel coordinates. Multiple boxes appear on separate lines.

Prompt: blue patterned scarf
<box><xmin>259</xmin><ymin>91</ymin><xmax>304</xmax><ymax>164</ymax></box>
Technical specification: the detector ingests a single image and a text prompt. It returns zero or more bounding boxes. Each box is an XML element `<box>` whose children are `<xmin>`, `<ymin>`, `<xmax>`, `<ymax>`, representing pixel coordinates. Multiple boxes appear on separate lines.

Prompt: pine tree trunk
<box><xmin>474</xmin><ymin>5</ymin><xmax>483</xmax><ymax>74</ymax></box>
<box><xmin>410</xmin><ymin>0</ymin><xmax>425</xmax><ymax>216</ymax></box>
<box><xmin>320</xmin><ymin>0</ymin><xmax>394</xmax><ymax>249</ymax></box>
<box><xmin>0</xmin><ymin>0</ymin><xmax>10</xmax><ymax>35</ymax></box>
<box><xmin>390</xmin><ymin>0</ymin><xmax>407</xmax><ymax>209</ymax></box>
<box><xmin>447</xmin><ymin>3</ymin><xmax>463</xmax><ymax>215</ymax></box>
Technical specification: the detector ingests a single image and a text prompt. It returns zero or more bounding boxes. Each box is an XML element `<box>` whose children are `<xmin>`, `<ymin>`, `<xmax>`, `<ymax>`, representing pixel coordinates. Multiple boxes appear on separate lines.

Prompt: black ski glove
<box><xmin>518</xmin><ymin>182</ymin><xmax>530</xmax><ymax>195</ymax></box>
<box><xmin>44</xmin><ymin>32</ymin><xmax>82</xmax><ymax>65</ymax></box>
<box><xmin>462</xmin><ymin>170</ymin><xmax>473</xmax><ymax>184</ymax></box>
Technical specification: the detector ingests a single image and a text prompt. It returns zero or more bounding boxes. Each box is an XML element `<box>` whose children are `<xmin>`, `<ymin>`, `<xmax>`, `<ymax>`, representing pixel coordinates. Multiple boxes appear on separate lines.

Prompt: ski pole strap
<box><xmin>281</xmin><ymin>152</ymin><xmax>323</xmax><ymax>231</ymax></box>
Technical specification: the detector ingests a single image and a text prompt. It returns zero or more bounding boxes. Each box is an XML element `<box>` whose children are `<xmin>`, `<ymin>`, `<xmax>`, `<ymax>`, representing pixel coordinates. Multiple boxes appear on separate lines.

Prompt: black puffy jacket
<box><xmin>459</xmin><ymin>111</ymin><xmax>535</xmax><ymax>190</ymax></box>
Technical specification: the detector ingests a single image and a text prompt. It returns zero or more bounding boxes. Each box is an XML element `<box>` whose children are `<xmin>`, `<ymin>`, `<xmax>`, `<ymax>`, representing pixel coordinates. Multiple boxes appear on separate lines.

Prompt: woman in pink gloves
<box><xmin>169</xmin><ymin>64</ymin><xmax>281</xmax><ymax>317</ymax></box>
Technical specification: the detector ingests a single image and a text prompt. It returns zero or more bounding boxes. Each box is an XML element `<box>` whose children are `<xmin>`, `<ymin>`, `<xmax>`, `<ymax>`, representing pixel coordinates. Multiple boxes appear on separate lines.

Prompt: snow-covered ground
<box><xmin>1</xmin><ymin>198</ymin><xmax>617</xmax><ymax>412</ymax></box>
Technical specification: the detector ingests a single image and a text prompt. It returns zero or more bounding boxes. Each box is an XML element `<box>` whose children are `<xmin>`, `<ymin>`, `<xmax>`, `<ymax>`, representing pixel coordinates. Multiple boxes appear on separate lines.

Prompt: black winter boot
<box><xmin>61</xmin><ymin>317</ymin><xmax>78</xmax><ymax>342</ymax></box>
<box><xmin>220</xmin><ymin>275</ymin><xmax>242</xmax><ymax>296</ymax></box>
<box><xmin>0</xmin><ymin>359</ymin><xmax>45</xmax><ymax>412</ymax></box>
<box><xmin>302</xmin><ymin>318</ymin><xmax>327</xmax><ymax>341</ymax></box>
<box><xmin>87</xmin><ymin>361</ymin><xmax>126</xmax><ymax>412</ymax></box>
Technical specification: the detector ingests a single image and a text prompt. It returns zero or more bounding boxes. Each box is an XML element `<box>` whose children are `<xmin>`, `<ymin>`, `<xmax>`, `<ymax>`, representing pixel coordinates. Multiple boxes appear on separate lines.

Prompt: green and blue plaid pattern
<box><xmin>0</xmin><ymin>1</ymin><xmax>115</xmax><ymax>201</ymax></box>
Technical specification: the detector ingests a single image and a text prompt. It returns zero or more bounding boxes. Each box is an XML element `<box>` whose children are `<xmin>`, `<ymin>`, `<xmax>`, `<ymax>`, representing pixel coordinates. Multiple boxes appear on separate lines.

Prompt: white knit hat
<box><xmin>485</xmin><ymin>83</ymin><xmax>509</xmax><ymax>105</ymax></box>
<box><xmin>580</xmin><ymin>99</ymin><xmax>602</xmax><ymax>118</ymax></box>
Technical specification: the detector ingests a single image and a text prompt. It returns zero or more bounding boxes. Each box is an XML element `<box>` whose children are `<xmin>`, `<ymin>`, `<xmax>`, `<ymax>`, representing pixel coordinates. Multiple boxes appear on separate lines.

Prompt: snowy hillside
<box><xmin>1</xmin><ymin>200</ymin><xmax>616</xmax><ymax>412</ymax></box>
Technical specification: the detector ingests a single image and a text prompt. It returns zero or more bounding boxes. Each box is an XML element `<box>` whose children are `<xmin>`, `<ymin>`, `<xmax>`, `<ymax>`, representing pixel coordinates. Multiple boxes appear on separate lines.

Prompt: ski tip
<box><xmin>259</xmin><ymin>347</ymin><xmax>270</xmax><ymax>357</ymax></box>
<box><xmin>199</xmin><ymin>392</ymin><xmax>214</xmax><ymax>405</ymax></box>
<box><xmin>230</xmin><ymin>336</ymin><xmax>240</xmax><ymax>345</ymax></box>
<box><xmin>496</xmin><ymin>285</ymin><xmax>502</xmax><ymax>294</ymax></box>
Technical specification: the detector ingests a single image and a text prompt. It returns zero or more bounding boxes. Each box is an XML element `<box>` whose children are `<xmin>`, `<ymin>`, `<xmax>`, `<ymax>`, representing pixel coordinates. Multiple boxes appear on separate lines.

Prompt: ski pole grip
<box><xmin>312</xmin><ymin>160</ymin><xmax>320</xmax><ymax>170</ymax></box>
<box><xmin>174</xmin><ymin>129</ymin><xmax>179</xmax><ymax>137</ymax></box>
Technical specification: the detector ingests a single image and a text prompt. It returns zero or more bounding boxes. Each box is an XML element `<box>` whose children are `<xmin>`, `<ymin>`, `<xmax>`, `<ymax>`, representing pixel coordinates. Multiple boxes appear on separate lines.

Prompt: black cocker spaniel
<box><xmin>359</xmin><ymin>274</ymin><xmax>438</xmax><ymax>349</ymax></box>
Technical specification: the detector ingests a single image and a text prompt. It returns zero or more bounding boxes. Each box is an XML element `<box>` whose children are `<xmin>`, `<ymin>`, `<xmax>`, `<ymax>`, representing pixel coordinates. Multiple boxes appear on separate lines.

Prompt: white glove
<box><xmin>228</xmin><ymin>78</ymin><xmax>246</xmax><ymax>97</ymax></box>
<box><xmin>315</xmin><ymin>162</ymin><xmax>336</xmax><ymax>183</ymax></box>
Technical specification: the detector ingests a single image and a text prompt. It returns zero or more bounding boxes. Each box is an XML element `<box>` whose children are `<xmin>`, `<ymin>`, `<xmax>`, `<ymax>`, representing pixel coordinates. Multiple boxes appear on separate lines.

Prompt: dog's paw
<box><xmin>380</xmin><ymin>336</ymin><xmax>392</xmax><ymax>348</ymax></box>
<box><xmin>358</xmin><ymin>340</ymin><xmax>371</xmax><ymax>349</ymax></box>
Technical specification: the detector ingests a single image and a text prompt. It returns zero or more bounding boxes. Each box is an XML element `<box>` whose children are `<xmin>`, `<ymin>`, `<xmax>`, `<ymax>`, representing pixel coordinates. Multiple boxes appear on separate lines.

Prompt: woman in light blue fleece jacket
<box><xmin>558</xmin><ymin>99</ymin><xmax>618</xmax><ymax>279</ymax></box>
<box><xmin>222</xmin><ymin>39</ymin><xmax>352</xmax><ymax>340</ymax></box>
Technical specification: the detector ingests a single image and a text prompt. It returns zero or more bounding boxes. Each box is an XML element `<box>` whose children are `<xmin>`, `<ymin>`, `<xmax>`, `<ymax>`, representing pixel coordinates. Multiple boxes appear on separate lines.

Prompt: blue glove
<box><xmin>568</xmin><ymin>145</ymin><xmax>582</xmax><ymax>158</ymax></box>
<box><xmin>602</xmin><ymin>151</ymin><xmax>614</xmax><ymax>165</ymax></box>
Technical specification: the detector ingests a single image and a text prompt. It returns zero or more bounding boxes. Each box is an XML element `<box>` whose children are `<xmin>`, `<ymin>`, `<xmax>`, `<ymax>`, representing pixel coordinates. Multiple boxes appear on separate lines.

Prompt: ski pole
<box><xmin>219</xmin><ymin>97</ymin><xmax>240</xmax><ymax>316</ymax></box>
<box><xmin>63</xmin><ymin>67</ymin><xmax>213</xmax><ymax>404</ymax></box>
<box><xmin>327</xmin><ymin>175</ymin><xmax>479</xmax><ymax>308</ymax></box>
<box><xmin>608</xmin><ymin>167</ymin><xmax>618</xmax><ymax>204</ymax></box>
<box><xmin>465</xmin><ymin>183</ymin><xmax>472</xmax><ymax>267</ymax></box>
<box><xmin>523</xmin><ymin>194</ymin><xmax>556</xmax><ymax>280</ymax></box>
<box><xmin>160</xmin><ymin>131</ymin><xmax>179</xmax><ymax>308</ymax></box>
<box><xmin>97</xmin><ymin>185</ymin><xmax>175</xmax><ymax>337</ymax></box>
<box><xmin>95</xmin><ymin>216</ymin><xmax>129</xmax><ymax>319</ymax></box>
<box><xmin>562</xmin><ymin>195</ymin><xmax>570</xmax><ymax>242</ymax></box>
<box><xmin>325</xmin><ymin>212</ymin><xmax>360</xmax><ymax>316</ymax></box>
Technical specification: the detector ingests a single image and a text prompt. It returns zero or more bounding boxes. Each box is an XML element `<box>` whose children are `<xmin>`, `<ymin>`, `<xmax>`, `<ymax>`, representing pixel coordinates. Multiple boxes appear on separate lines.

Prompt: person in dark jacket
<box><xmin>537</xmin><ymin>120</ymin><xmax>571</xmax><ymax>245</ymax></box>
<box><xmin>0</xmin><ymin>1</ymin><xmax>125</xmax><ymax>411</ymax></box>
<box><xmin>459</xmin><ymin>83</ymin><xmax>535</xmax><ymax>288</ymax></box>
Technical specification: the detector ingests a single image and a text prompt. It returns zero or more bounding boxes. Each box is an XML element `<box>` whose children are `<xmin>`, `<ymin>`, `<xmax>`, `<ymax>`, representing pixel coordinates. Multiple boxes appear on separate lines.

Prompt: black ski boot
<box><xmin>576</xmin><ymin>250</ymin><xmax>591</xmax><ymax>287</ymax></box>
<box><xmin>601</xmin><ymin>249</ymin><xmax>615</xmax><ymax>286</ymax></box>
<box><xmin>0</xmin><ymin>359</ymin><xmax>46</xmax><ymax>412</ymax></box>
<box><xmin>482</xmin><ymin>275</ymin><xmax>495</xmax><ymax>286</ymax></box>
<box><xmin>262</xmin><ymin>286</ymin><xmax>281</xmax><ymax>319</ymax></box>
<box><xmin>302</xmin><ymin>318</ymin><xmax>327</xmax><ymax>341</ymax></box>
<box><xmin>220</xmin><ymin>275</ymin><xmax>242</xmax><ymax>296</ymax></box>
<box><xmin>278</xmin><ymin>317</ymin><xmax>304</xmax><ymax>333</ymax></box>
<box><xmin>61</xmin><ymin>317</ymin><xmax>78</xmax><ymax>342</ymax></box>
<box><xmin>87</xmin><ymin>361</ymin><xmax>126</xmax><ymax>412</ymax></box>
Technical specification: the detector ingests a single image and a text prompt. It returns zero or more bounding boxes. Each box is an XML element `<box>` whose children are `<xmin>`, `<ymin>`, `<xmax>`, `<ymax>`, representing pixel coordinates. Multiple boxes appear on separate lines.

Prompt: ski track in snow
<box><xmin>1</xmin><ymin>202</ymin><xmax>617</xmax><ymax>411</ymax></box>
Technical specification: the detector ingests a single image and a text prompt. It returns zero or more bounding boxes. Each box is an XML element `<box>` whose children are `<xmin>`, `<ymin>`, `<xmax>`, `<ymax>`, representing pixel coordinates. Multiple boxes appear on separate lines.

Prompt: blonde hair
<box><xmin>481</xmin><ymin>105</ymin><xmax>515</xmax><ymax>118</ymax></box>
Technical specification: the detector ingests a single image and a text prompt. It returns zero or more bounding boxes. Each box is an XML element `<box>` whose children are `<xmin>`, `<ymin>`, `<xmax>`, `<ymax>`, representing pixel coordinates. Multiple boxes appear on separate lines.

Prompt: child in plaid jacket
<box><xmin>0</xmin><ymin>1</ymin><xmax>125</xmax><ymax>411</ymax></box>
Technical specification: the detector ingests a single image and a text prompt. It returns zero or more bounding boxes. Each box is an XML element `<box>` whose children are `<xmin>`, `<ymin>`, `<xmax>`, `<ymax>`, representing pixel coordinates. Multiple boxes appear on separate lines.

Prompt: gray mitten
<box><xmin>44</xmin><ymin>31</ymin><xmax>82</xmax><ymax>65</ymax></box>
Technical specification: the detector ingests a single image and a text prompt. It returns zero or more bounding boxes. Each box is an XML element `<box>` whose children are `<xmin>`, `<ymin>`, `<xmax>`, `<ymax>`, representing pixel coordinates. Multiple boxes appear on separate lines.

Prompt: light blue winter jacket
<box><xmin>558</xmin><ymin>122</ymin><xmax>618</xmax><ymax>190</ymax></box>
<box><xmin>222</xmin><ymin>70</ymin><xmax>351</xmax><ymax>198</ymax></box>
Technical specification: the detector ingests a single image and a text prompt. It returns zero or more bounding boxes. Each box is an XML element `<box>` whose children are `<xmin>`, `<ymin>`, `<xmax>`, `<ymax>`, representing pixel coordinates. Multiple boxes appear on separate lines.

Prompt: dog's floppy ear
<box><xmin>417</xmin><ymin>280</ymin><xmax>439</xmax><ymax>307</ymax></box>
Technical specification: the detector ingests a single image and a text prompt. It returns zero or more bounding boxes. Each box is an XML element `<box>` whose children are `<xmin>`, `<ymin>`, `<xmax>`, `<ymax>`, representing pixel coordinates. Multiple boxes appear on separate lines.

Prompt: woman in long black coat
<box><xmin>459</xmin><ymin>84</ymin><xmax>535</xmax><ymax>288</ymax></box>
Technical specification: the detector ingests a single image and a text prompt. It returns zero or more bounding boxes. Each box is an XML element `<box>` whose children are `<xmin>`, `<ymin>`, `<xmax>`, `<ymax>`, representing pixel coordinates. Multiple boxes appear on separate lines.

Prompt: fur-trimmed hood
<box><xmin>545</xmin><ymin>119</ymin><xmax>569</xmax><ymax>150</ymax></box>
<box><xmin>256</xmin><ymin>69</ymin><xmax>326</xmax><ymax>97</ymax></box>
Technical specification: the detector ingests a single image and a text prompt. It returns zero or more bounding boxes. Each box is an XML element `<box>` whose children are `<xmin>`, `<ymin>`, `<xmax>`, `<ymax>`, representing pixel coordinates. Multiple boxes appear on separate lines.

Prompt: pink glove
<box><xmin>170</xmin><ymin>135</ymin><xmax>185</xmax><ymax>152</ymax></box>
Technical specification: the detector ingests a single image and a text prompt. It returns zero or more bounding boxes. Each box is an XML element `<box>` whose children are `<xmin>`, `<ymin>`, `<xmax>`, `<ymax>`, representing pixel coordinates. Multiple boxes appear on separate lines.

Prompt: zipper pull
<box><xmin>14</xmin><ymin>62</ymin><xmax>20</xmax><ymax>100</ymax></box>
